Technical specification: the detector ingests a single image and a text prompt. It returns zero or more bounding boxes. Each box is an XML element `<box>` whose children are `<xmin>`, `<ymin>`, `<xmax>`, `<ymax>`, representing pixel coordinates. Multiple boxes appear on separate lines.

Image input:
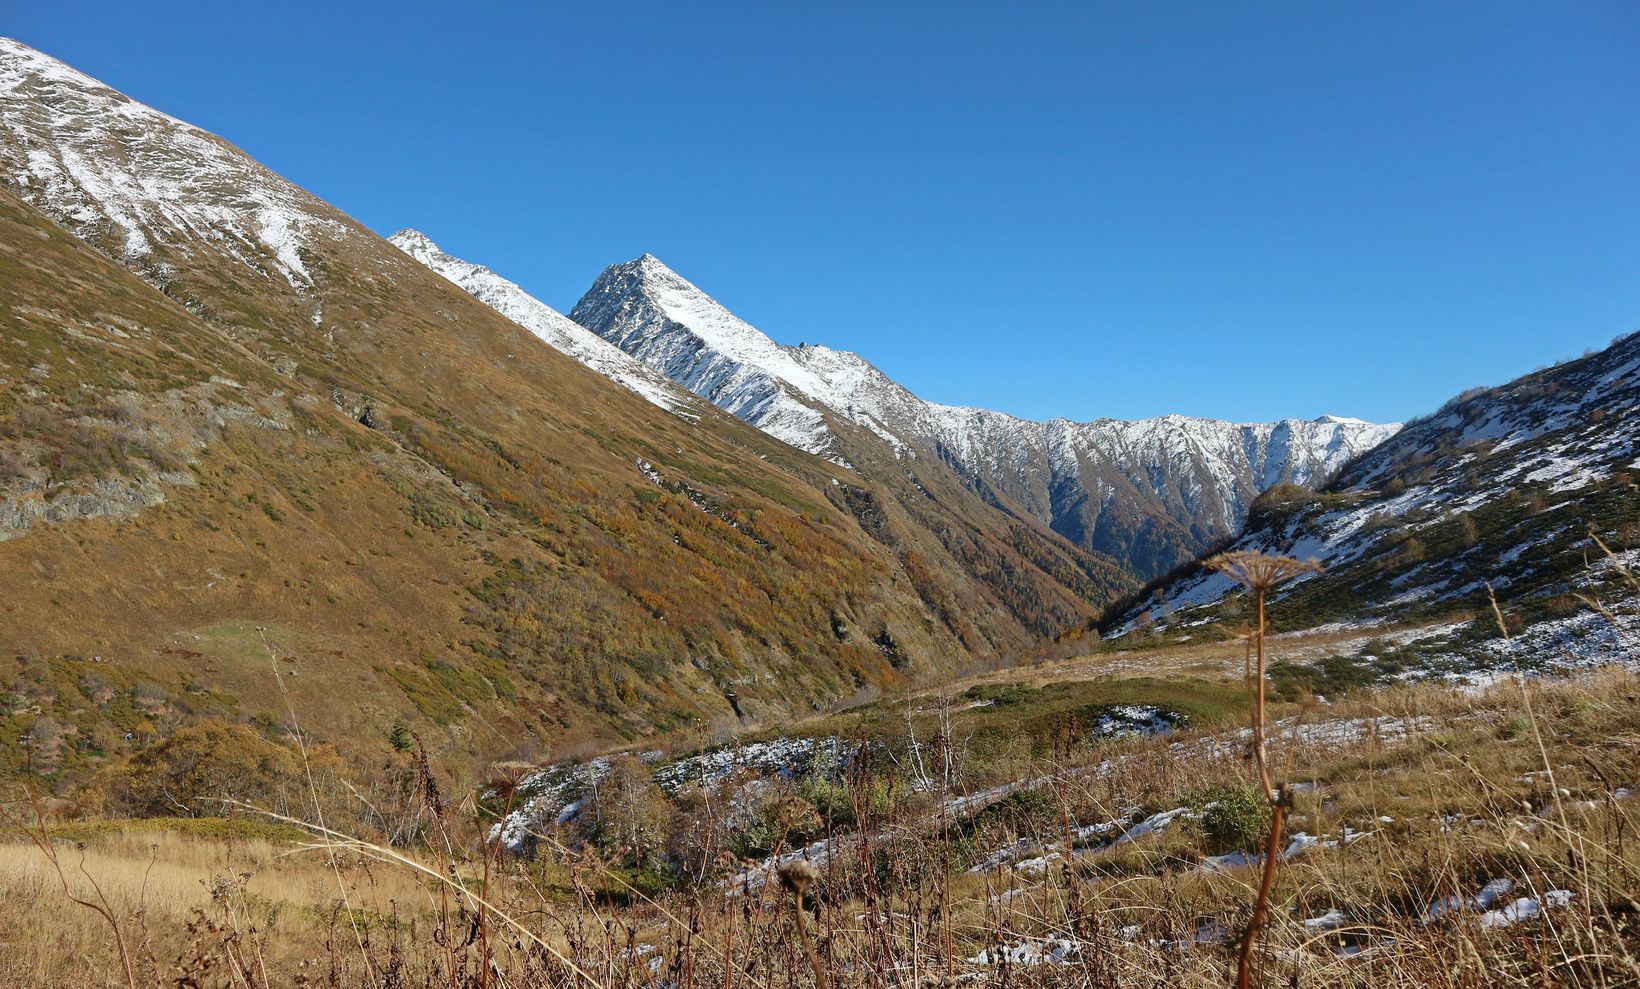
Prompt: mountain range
<box><xmin>0</xmin><ymin>38</ymin><xmax>1141</xmax><ymax>779</ymax></box>
<box><xmin>398</xmin><ymin>238</ymin><xmax>1397</xmax><ymax>577</ymax></box>
<box><xmin>9</xmin><ymin>35</ymin><xmax>1561</xmax><ymax>787</ymax></box>
<box><xmin>1107</xmin><ymin>329</ymin><xmax>1639</xmax><ymax>648</ymax></box>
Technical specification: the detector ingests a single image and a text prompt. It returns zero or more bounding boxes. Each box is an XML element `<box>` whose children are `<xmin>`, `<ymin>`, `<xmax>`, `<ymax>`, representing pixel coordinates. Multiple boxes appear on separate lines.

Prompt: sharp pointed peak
<box><xmin>591</xmin><ymin>253</ymin><xmax>700</xmax><ymax>295</ymax></box>
<box><xmin>388</xmin><ymin>228</ymin><xmax>439</xmax><ymax>250</ymax></box>
<box><xmin>628</xmin><ymin>252</ymin><xmax>680</xmax><ymax>275</ymax></box>
<box><xmin>389</xmin><ymin>229</ymin><xmax>464</xmax><ymax>268</ymax></box>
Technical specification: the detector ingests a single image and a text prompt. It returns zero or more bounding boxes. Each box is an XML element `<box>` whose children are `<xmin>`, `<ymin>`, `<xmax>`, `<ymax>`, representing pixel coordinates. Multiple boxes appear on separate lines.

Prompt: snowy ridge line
<box><xmin>576</xmin><ymin>256</ymin><xmax>1396</xmax><ymax>462</ymax></box>
<box><xmin>572</xmin><ymin>255</ymin><xmax>835</xmax><ymax>454</ymax></box>
<box><xmin>388</xmin><ymin>230</ymin><xmax>698</xmax><ymax>415</ymax></box>
<box><xmin>0</xmin><ymin>38</ymin><xmax>344</xmax><ymax>291</ymax></box>
<box><xmin>569</xmin><ymin>253</ymin><xmax>1398</xmax><ymax>565</ymax></box>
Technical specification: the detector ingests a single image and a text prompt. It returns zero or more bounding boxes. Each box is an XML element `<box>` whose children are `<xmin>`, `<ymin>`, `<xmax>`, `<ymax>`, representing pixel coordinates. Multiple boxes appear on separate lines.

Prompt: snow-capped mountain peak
<box><xmin>572</xmin><ymin>256</ymin><xmax>837</xmax><ymax>451</ymax></box>
<box><xmin>386</xmin><ymin>227</ymin><xmax>440</xmax><ymax>256</ymax></box>
<box><xmin>388</xmin><ymin>231</ymin><xmax>696</xmax><ymax>415</ymax></box>
<box><xmin>571</xmin><ymin>255</ymin><xmax>1400</xmax><ymax>575</ymax></box>
<box><xmin>597</xmin><ymin>255</ymin><xmax>835</xmax><ymax>397</ymax></box>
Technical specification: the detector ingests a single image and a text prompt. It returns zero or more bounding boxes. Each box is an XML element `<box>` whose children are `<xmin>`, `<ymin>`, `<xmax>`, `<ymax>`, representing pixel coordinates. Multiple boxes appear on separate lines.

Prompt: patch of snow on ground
<box><xmin>490</xmin><ymin>757</ymin><xmax>612</xmax><ymax>852</ymax></box>
<box><xmin>1426</xmin><ymin>878</ymin><xmax>1514</xmax><ymax>923</ymax></box>
<box><xmin>1480</xmin><ymin>608</ymin><xmax>1640</xmax><ymax>670</ymax></box>
<box><xmin>652</xmin><ymin>736</ymin><xmax>854</xmax><ymax>794</ymax></box>
<box><xmin>1089</xmin><ymin>704</ymin><xmax>1179</xmax><ymax>739</ymax></box>
<box><xmin>1478</xmin><ymin>891</ymin><xmax>1575</xmax><ymax>928</ymax></box>
<box><xmin>968</xmin><ymin>937</ymin><xmax>1082</xmax><ymax>966</ymax></box>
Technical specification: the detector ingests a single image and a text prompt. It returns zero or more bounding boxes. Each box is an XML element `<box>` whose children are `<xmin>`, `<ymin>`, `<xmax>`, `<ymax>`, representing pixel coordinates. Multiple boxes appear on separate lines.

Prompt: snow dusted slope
<box><xmin>1109</xmin><ymin>330</ymin><xmax>1640</xmax><ymax>636</ymax></box>
<box><xmin>0</xmin><ymin>37</ymin><xmax>343</xmax><ymax>290</ymax></box>
<box><xmin>389</xmin><ymin>231</ymin><xmax>696</xmax><ymax>415</ymax></box>
<box><xmin>573</xmin><ymin>255</ymin><xmax>835</xmax><ymax>452</ymax></box>
<box><xmin>0</xmin><ymin>39</ymin><xmax>1137</xmax><ymax>675</ymax></box>
<box><xmin>790</xmin><ymin>343</ymin><xmax>1393</xmax><ymax>551</ymax></box>
<box><xmin>572</xmin><ymin>255</ymin><xmax>1397</xmax><ymax>575</ymax></box>
<box><xmin>0</xmin><ymin>39</ymin><xmax>1143</xmax><ymax>731</ymax></box>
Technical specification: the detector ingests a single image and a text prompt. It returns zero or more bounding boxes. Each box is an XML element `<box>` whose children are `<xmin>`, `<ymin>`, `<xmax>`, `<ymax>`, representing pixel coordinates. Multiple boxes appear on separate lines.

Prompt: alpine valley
<box><xmin>415</xmin><ymin>242</ymin><xmax>1399</xmax><ymax>579</ymax></box>
<box><xmin>0</xmin><ymin>36</ymin><xmax>1143</xmax><ymax>773</ymax></box>
<box><xmin>2</xmin><ymin>32</ymin><xmax>1638</xmax><ymax>989</ymax></box>
<box><xmin>1106</xmin><ymin>328</ymin><xmax>1640</xmax><ymax>682</ymax></box>
<box><xmin>0</xmin><ymin>35</ymin><xmax>1403</xmax><ymax>777</ymax></box>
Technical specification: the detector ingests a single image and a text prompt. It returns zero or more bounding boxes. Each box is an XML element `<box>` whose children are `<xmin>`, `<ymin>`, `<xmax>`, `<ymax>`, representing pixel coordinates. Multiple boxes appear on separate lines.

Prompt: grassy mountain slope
<box><xmin>0</xmin><ymin>42</ymin><xmax>1137</xmax><ymax>795</ymax></box>
<box><xmin>393</xmin><ymin>240</ymin><xmax>1136</xmax><ymax>654</ymax></box>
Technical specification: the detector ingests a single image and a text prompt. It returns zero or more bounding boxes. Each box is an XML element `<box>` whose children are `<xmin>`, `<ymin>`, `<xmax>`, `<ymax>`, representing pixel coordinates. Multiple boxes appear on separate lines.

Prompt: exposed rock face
<box><xmin>0</xmin><ymin>474</ymin><xmax>173</xmax><ymax>537</ymax></box>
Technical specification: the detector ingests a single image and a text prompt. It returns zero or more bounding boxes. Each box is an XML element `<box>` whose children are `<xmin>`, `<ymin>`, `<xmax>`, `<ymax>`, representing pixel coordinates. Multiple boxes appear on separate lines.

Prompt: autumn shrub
<box><xmin>962</xmin><ymin>682</ymin><xmax>1038</xmax><ymax>708</ymax></box>
<box><xmin>1187</xmin><ymin>783</ymin><xmax>1270</xmax><ymax>855</ymax></box>
<box><xmin>580</xmin><ymin>755</ymin><xmax>672</xmax><ymax>869</ymax></box>
<box><xmin>94</xmin><ymin>719</ymin><xmax>309</xmax><ymax>818</ymax></box>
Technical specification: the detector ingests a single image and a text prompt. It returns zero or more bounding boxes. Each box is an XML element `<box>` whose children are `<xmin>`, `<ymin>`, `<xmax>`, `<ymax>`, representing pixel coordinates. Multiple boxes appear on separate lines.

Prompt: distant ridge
<box><xmin>572</xmin><ymin>253</ymin><xmax>1399</xmax><ymax>576</ymax></box>
<box><xmin>1107</xmin><ymin>330</ymin><xmax>1640</xmax><ymax>638</ymax></box>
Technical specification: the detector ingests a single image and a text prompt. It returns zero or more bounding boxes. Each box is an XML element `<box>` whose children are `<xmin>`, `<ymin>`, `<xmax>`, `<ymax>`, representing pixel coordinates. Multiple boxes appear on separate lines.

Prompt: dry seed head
<box><xmin>485</xmin><ymin>766</ymin><xmax>524</xmax><ymax>804</ymax></box>
<box><xmin>1204</xmin><ymin>550</ymin><xmax>1322</xmax><ymax>592</ymax></box>
<box><xmin>778</xmin><ymin>860</ymin><xmax>821</xmax><ymax>896</ymax></box>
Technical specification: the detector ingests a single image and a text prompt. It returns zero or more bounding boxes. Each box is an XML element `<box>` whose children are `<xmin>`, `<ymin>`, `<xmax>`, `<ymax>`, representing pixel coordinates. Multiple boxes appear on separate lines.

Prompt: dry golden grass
<box><xmin>3</xmin><ymin>645</ymin><xmax>1637</xmax><ymax>987</ymax></box>
<box><xmin>0</xmin><ymin>826</ymin><xmax>442</xmax><ymax>987</ymax></box>
<box><xmin>945</xmin><ymin>667</ymin><xmax>1640</xmax><ymax>987</ymax></box>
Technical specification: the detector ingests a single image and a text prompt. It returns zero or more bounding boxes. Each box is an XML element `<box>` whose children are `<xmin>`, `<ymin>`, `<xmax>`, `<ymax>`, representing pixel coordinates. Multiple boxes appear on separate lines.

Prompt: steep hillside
<box><xmin>387</xmin><ymin>229</ymin><xmax>696</xmax><ymax>414</ymax></box>
<box><xmin>571</xmin><ymin>254</ymin><xmax>1396</xmax><ymax>576</ymax></box>
<box><xmin>0</xmin><ymin>39</ymin><xmax>1135</xmax><ymax>789</ymax></box>
<box><xmin>1107</xmin><ymin>331</ymin><xmax>1640</xmax><ymax>645</ymax></box>
<box><xmin>391</xmin><ymin>228</ymin><xmax>1140</xmax><ymax>646</ymax></box>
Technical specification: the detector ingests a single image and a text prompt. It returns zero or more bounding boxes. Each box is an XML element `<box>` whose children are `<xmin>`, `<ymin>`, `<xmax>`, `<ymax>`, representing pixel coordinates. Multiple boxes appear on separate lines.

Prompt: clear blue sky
<box><xmin>12</xmin><ymin>2</ymin><xmax>1639</xmax><ymax>423</ymax></box>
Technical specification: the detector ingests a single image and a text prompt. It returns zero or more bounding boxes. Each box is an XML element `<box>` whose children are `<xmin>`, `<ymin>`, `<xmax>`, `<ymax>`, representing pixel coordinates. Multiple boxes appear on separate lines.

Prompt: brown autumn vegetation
<box><xmin>3</xmin><ymin>53</ymin><xmax>1637</xmax><ymax>988</ymax></box>
<box><xmin>3</xmin><ymin>609</ymin><xmax>1636</xmax><ymax>987</ymax></box>
<box><xmin>0</xmin><ymin>181</ymin><xmax>1135</xmax><ymax>798</ymax></box>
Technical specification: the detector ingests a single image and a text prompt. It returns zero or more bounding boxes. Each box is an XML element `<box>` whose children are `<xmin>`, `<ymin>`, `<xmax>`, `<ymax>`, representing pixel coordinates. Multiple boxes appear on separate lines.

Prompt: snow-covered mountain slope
<box><xmin>572</xmin><ymin>255</ymin><xmax>836</xmax><ymax>453</ymax></box>
<box><xmin>571</xmin><ymin>254</ymin><xmax>1398</xmax><ymax>575</ymax></box>
<box><xmin>0</xmin><ymin>37</ymin><xmax>344</xmax><ymax>290</ymax></box>
<box><xmin>389</xmin><ymin>231</ymin><xmax>696</xmax><ymax>415</ymax></box>
<box><xmin>1107</xmin><ymin>330</ymin><xmax>1640</xmax><ymax>637</ymax></box>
